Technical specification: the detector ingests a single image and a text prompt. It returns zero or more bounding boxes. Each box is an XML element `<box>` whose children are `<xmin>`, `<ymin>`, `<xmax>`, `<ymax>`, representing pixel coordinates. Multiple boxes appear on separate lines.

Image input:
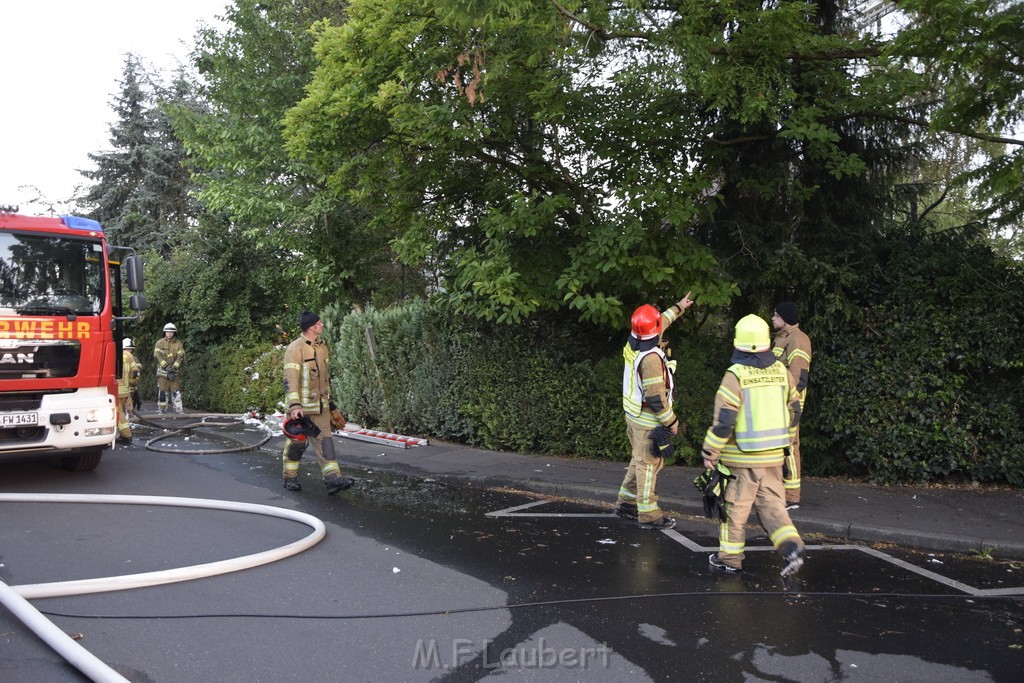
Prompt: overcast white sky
<box><xmin>0</xmin><ymin>1</ymin><xmax>228</xmax><ymax>216</ymax></box>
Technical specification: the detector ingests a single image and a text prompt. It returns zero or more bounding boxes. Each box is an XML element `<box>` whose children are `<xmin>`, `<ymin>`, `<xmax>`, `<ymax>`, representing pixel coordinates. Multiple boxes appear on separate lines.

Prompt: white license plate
<box><xmin>1</xmin><ymin>412</ymin><xmax>38</xmax><ymax>427</ymax></box>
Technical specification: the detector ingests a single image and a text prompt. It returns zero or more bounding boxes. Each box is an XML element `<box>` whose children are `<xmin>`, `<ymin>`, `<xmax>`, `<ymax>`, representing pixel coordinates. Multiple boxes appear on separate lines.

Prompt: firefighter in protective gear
<box><xmin>117</xmin><ymin>337</ymin><xmax>142</xmax><ymax>443</ymax></box>
<box><xmin>154</xmin><ymin>323</ymin><xmax>185</xmax><ymax>414</ymax></box>
<box><xmin>702</xmin><ymin>314</ymin><xmax>805</xmax><ymax>577</ymax></box>
<box><xmin>772</xmin><ymin>301</ymin><xmax>812</xmax><ymax>507</ymax></box>
<box><xmin>281</xmin><ymin>310</ymin><xmax>355</xmax><ymax>495</ymax></box>
<box><xmin>616</xmin><ymin>291</ymin><xmax>694</xmax><ymax>529</ymax></box>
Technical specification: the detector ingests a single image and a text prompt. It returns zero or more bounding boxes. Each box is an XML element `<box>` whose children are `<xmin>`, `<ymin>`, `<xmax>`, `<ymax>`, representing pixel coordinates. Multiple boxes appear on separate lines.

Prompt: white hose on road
<box><xmin>0</xmin><ymin>493</ymin><xmax>327</xmax><ymax>682</ymax></box>
<box><xmin>0</xmin><ymin>580</ymin><xmax>130</xmax><ymax>683</ymax></box>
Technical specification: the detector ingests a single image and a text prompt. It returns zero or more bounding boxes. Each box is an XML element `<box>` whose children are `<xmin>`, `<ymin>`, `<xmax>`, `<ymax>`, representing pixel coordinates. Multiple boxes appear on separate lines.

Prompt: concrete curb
<box><xmin>241</xmin><ymin>432</ymin><xmax>1024</xmax><ymax>560</ymax></box>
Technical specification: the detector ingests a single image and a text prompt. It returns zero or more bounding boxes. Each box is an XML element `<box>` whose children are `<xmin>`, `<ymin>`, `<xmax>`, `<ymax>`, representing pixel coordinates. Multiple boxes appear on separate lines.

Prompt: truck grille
<box><xmin>0</xmin><ymin>392</ymin><xmax>56</xmax><ymax>411</ymax></box>
<box><xmin>0</xmin><ymin>339</ymin><xmax>81</xmax><ymax>379</ymax></box>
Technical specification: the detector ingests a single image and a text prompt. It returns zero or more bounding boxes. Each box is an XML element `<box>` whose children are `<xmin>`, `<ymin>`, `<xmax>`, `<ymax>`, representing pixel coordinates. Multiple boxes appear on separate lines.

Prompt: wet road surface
<box><xmin>1</xmin><ymin>422</ymin><xmax>1022</xmax><ymax>681</ymax></box>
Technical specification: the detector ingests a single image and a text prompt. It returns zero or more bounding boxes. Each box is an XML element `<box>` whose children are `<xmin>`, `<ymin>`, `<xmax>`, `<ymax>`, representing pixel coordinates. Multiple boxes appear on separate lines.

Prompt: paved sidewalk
<box><xmin>250</xmin><ymin>428</ymin><xmax>1024</xmax><ymax>561</ymax></box>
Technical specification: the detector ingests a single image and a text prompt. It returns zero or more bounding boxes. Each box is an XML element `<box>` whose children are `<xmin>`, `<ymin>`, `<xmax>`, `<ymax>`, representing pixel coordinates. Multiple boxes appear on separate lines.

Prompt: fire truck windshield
<box><xmin>0</xmin><ymin>232</ymin><xmax>106</xmax><ymax>315</ymax></box>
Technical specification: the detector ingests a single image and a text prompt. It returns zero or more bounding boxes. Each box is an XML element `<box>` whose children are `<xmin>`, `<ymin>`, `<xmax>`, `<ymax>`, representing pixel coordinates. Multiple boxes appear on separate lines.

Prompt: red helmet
<box><xmin>630</xmin><ymin>304</ymin><xmax>662</xmax><ymax>339</ymax></box>
<box><xmin>283</xmin><ymin>416</ymin><xmax>321</xmax><ymax>442</ymax></box>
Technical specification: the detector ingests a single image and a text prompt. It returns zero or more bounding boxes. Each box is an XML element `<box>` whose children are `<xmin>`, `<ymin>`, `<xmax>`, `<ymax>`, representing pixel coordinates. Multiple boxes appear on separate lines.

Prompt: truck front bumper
<box><xmin>0</xmin><ymin>388</ymin><xmax>117</xmax><ymax>457</ymax></box>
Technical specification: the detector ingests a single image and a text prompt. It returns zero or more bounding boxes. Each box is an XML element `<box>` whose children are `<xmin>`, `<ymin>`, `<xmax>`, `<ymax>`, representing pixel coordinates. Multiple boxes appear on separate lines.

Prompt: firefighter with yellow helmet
<box><xmin>615</xmin><ymin>291</ymin><xmax>694</xmax><ymax>529</ymax></box>
<box><xmin>117</xmin><ymin>337</ymin><xmax>142</xmax><ymax>443</ymax></box>
<box><xmin>154</xmin><ymin>323</ymin><xmax>185</xmax><ymax>414</ymax></box>
<box><xmin>701</xmin><ymin>314</ymin><xmax>806</xmax><ymax>576</ymax></box>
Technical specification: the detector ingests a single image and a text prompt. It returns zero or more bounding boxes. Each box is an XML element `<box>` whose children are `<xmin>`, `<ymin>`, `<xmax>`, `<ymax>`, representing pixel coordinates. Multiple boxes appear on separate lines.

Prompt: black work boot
<box><xmin>638</xmin><ymin>516</ymin><xmax>676</xmax><ymax>530</ymax></box>
<box><xmin>283</xmin><ymin>479</ymin><xmax>301</xmax><ymax>491</ymax></box>
<box><xmin>614</xmin><ymin>503</ymin><xmax>639</xmax><ymax>520</ymax></box>
<box><xmin>709</xmin><ymin>553</ymin><xmax>742</xmax><ymax>573</ymax></box>
<box><xmin>326</xmin><ymin>477</ymin><xmax>355</xmax><ymax>495</ymax></box>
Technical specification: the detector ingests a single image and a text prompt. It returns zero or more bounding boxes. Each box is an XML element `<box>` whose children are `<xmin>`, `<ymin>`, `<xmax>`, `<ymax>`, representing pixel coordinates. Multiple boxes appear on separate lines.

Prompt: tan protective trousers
<box><xmin>117</xmin><ymin>394</ymin><xmax>133</xmax><ymax>439</ymax></box>
<box><xmin>716</xmin><ymin>465</ymin><xmax>803</xmax><ymax>569</ymax></box>
<box><xmin>282</xmin><ymin>410</ymin><xmax>343</xmax><ymax>483</ymax></box>
<box><xmin>783</xmin><ymin>392</ymin><xmax>807</xmax><ymax>504</ymax></box>
<box><xmin>617</xmin><ymin>422</ymin><xmax>665</xmax><ymax>523</ymax></box>
<box><xmin>783</xmin><ymin>426</ymin><xmax>801</xmax><ymax>504</ymax></box>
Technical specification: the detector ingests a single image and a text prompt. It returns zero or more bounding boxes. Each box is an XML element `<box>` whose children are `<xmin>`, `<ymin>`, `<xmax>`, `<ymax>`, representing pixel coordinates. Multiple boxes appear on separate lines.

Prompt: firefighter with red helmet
<box><xmin>281</xmin><ymin>310</ymin><xmax>355</xmax><ymax>495</ymax></box>
<box><xmin>615</xmin><ymin>291</ymin><xmax>694</xmax><ymax>529</ymax></box>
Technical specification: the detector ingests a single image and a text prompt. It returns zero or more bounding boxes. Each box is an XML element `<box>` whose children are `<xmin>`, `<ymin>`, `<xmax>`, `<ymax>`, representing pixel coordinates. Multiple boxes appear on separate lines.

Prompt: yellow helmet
<box><xmin>734</xmin><ymin>314</ymin><xmax>770</xmax><ymax>352</ymax></box>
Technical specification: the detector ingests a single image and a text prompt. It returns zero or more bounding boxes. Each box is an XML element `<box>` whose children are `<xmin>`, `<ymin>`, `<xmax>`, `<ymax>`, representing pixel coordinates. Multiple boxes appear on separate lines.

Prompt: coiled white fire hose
<box><xmin>0</xmin><ymin>493</ymin><xmax>326</xmax><ymax>683</ymax></box>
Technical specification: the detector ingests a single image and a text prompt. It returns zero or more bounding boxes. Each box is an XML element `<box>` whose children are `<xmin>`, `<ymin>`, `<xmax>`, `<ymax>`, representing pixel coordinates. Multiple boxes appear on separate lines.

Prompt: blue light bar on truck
<box><xmin>59</xmin><ymin>215</ymin><xmax>104</xmax><ymax>232</ymax></box>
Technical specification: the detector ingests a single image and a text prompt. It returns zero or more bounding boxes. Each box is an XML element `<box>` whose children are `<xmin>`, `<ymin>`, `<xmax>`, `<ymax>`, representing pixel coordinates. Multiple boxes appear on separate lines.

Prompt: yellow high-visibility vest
<box><xmin>729</xmin><ymin>362</ymin><xmax>791</xmax><ymax>452</ymax></box>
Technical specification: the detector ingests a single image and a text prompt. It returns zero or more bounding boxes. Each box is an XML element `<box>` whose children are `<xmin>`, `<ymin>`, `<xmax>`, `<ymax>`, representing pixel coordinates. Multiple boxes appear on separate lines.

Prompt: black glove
<box><xmin>131</xmin><ymin>390</ymin><xmax>142</xmax><ymax>409</ymax></box>
<box><xmin>167</xmin><ymin>370</ymin><xmax>176</xmax><ymax>381</ymax></box>
<box><xmin>694</xmin><ymin>463</ymin><xmax>734</xmax><ymax>522</ymax></box>
<box><xmin>650</xmin><ymin>425</ymin><xmax>675</xmax><ymax>460</ymax></box>
<box><xmin>782</xmin><ymin>447</ymin><xmax>791</xmax><ymax>478</ymax></box>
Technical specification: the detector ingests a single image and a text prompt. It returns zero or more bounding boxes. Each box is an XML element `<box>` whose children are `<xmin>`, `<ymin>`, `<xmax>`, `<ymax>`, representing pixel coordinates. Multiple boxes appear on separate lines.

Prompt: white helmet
<box><xmin>122</xmin><ymin>337</ymin><xmax>135</xmax><ymax>350</ymax></box>
<box><xmin>163</xmin><ymin>323</ymin><xmax>177</xmax><ymax>333</ymax></box>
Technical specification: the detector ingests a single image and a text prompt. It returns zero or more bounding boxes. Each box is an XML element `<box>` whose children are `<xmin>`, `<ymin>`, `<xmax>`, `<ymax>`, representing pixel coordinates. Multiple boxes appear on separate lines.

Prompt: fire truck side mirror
<box><xmin>130</xmin><ymin>293</ymin><xmax>147</xmax><ymax>312</ymax></box>
<box><xmin>125</xmin><ymin>255</ymin><xmax>145</xmax><ymax>292</ymax></box>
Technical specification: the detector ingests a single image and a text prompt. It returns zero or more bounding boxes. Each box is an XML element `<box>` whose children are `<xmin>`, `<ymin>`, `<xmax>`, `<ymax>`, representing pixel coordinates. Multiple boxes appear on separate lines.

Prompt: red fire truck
<box><xmin>0</xmin><ymin>210</ymin><xmax>145</xmax><ymax>471</ymax></box>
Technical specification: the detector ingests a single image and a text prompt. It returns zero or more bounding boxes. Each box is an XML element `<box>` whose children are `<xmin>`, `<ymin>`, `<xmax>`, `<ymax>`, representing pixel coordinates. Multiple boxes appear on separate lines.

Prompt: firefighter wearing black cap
<box><xmin>702</xmin><ymin>314</ymin><xmax>805</xmax><ymax>576</ymax></box>
<box><xmin>615</xmin><ymin>291</ymin><xmax>694</xmax><ymax>529</ymax></box>
<box><xmin>772</xmin><ymin>301</ymin><xmax>812</xmax><ymax>508</ymax></box>
<box><xmin>281</xmin><ymin>310</ymin><xmax>354</xmax><ymax>494</ymax></box>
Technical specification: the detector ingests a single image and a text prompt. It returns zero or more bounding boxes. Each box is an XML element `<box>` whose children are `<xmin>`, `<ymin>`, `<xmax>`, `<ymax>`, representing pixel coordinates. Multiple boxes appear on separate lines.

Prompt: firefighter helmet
<box><xmin>733</xmin><ymin>314</ymin><xmax>770</xmax><ymax>352</ymax></box>
<box><xmin>283</xmin><ymin>416</ymin><xmax>321</xmax><ymax>442</ymax></box>
<box><xmin>630</xmin><ymin>304</ymin><xmax>662</xmax><ymax>340</ymax></box>
<box><xmin>122</xmin><ymin>337</ymin><xmax>135</xmax><ymax>350</ymax></box>
<box><xmin>163</xmin><ymin>323</ymin><xmax>177</xmax><ymax>333</ymax></box>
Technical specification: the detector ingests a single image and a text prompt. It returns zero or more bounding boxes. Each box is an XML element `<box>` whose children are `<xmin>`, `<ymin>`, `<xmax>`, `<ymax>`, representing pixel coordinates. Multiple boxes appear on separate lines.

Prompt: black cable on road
<box><xmin>40</xmin><ymin>589</ymin><xmax>1024</xmax><ymax>622</ymax></box>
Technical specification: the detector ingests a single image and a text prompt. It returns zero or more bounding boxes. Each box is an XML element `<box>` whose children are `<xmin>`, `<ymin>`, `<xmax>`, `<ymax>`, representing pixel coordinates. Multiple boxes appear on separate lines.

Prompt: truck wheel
<box><xmin>60</xmin><ymin>449</ymin><xmax>103</xmax><ymax>472</ymax></box>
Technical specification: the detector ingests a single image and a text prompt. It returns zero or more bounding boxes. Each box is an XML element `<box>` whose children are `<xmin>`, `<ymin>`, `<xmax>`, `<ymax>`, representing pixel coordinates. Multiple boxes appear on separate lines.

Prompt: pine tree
<box><xmin>79</xmin><ymin>55</ymin><xmax>193</xmax><ymax>254</ymax></box>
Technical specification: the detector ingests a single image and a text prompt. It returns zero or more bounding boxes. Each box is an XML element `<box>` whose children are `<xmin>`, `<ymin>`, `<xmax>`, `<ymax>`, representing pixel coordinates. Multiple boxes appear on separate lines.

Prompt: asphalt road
<box><xmin>1</xmin><ymin>428</ymin><xmax>1022</xmax><ymax>682</ymax></box>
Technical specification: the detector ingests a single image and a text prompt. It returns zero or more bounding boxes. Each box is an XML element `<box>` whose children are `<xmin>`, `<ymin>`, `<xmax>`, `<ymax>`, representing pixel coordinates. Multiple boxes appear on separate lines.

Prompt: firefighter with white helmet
<box><xmin>615</xmin><ymin>291</ymin><xmax>694</xmax><ymax>529</ymax></box>
<box><xmin>117</xmin><ymin>337</ymin><xmax>142</xmax><ymax>443</ymax></box>
<box><xmin>153</xmin><ymin>322</ymin><xmax>185</xmax><ymax>414</ymax></box>
<box><xmin>702</xmin><ymin>314</ymin><xmax>806</xmax><ymax>577</ymax></box>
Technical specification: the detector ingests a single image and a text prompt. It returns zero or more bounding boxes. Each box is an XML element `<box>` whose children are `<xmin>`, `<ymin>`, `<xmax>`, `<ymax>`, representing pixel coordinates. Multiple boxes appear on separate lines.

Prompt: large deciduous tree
<box><xmin>171</xmin><ymin>0</ymin><xmax>417</xmax><ymax>309</ymax></box>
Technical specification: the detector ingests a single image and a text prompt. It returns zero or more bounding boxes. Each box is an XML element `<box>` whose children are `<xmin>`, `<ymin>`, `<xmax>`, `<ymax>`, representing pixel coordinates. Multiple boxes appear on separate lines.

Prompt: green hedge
<box><xmin>809</xmin><ymin>229</ymin><xmax>1024</xmax><ymax>485</ymax></box>
<box><xmin>326</xmin><ymin>302</ymin><xmax>640</xmax><ymax>460</ymax></box>
<box><xmin>180</xmin><ymin>228</ymin><xmax>1024</xmax><ymax>486</ymax></box>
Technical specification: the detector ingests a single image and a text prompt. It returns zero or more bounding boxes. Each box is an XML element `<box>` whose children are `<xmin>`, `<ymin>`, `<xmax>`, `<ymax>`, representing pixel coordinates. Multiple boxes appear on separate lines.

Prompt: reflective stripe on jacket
<box><xmin>154</xmin><ymin>337</ymin><xmax>185</xmax><ymax>378</ymax></box>
<box><xmin>622</xmin><ymin>343</ymin><xmax>675</xmax><ymax>429</ymax></box>
<box><xmin>772</xmin><ymin>324</ymin><xmax>812</xmax><ymax>397</ymax></box>
<box><xmin>283</xmin><ymin>335</ymin><xmax>330</xmax><ymax>414</ymax></box>
<box><xmin>730</xmin><ymin>363</ymin><xmax>791</xmax><ymax>453</ymax></box>
<box><xmin>703</xmin><ymin>361</ymin><xmax>797</xmax><ymax>468</ymax></box>
<box><xmin>118</xmin><ymin>350</ymin><xmax>141</xmax><ymax>396</ymax></box>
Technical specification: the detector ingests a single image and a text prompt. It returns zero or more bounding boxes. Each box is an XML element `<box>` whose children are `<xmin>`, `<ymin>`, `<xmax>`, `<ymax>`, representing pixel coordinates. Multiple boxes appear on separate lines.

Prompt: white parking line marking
<box><xmin>487</xmin><ymin>500</ymin><xmax>1024</xmax><ymax>597</ymax></box>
